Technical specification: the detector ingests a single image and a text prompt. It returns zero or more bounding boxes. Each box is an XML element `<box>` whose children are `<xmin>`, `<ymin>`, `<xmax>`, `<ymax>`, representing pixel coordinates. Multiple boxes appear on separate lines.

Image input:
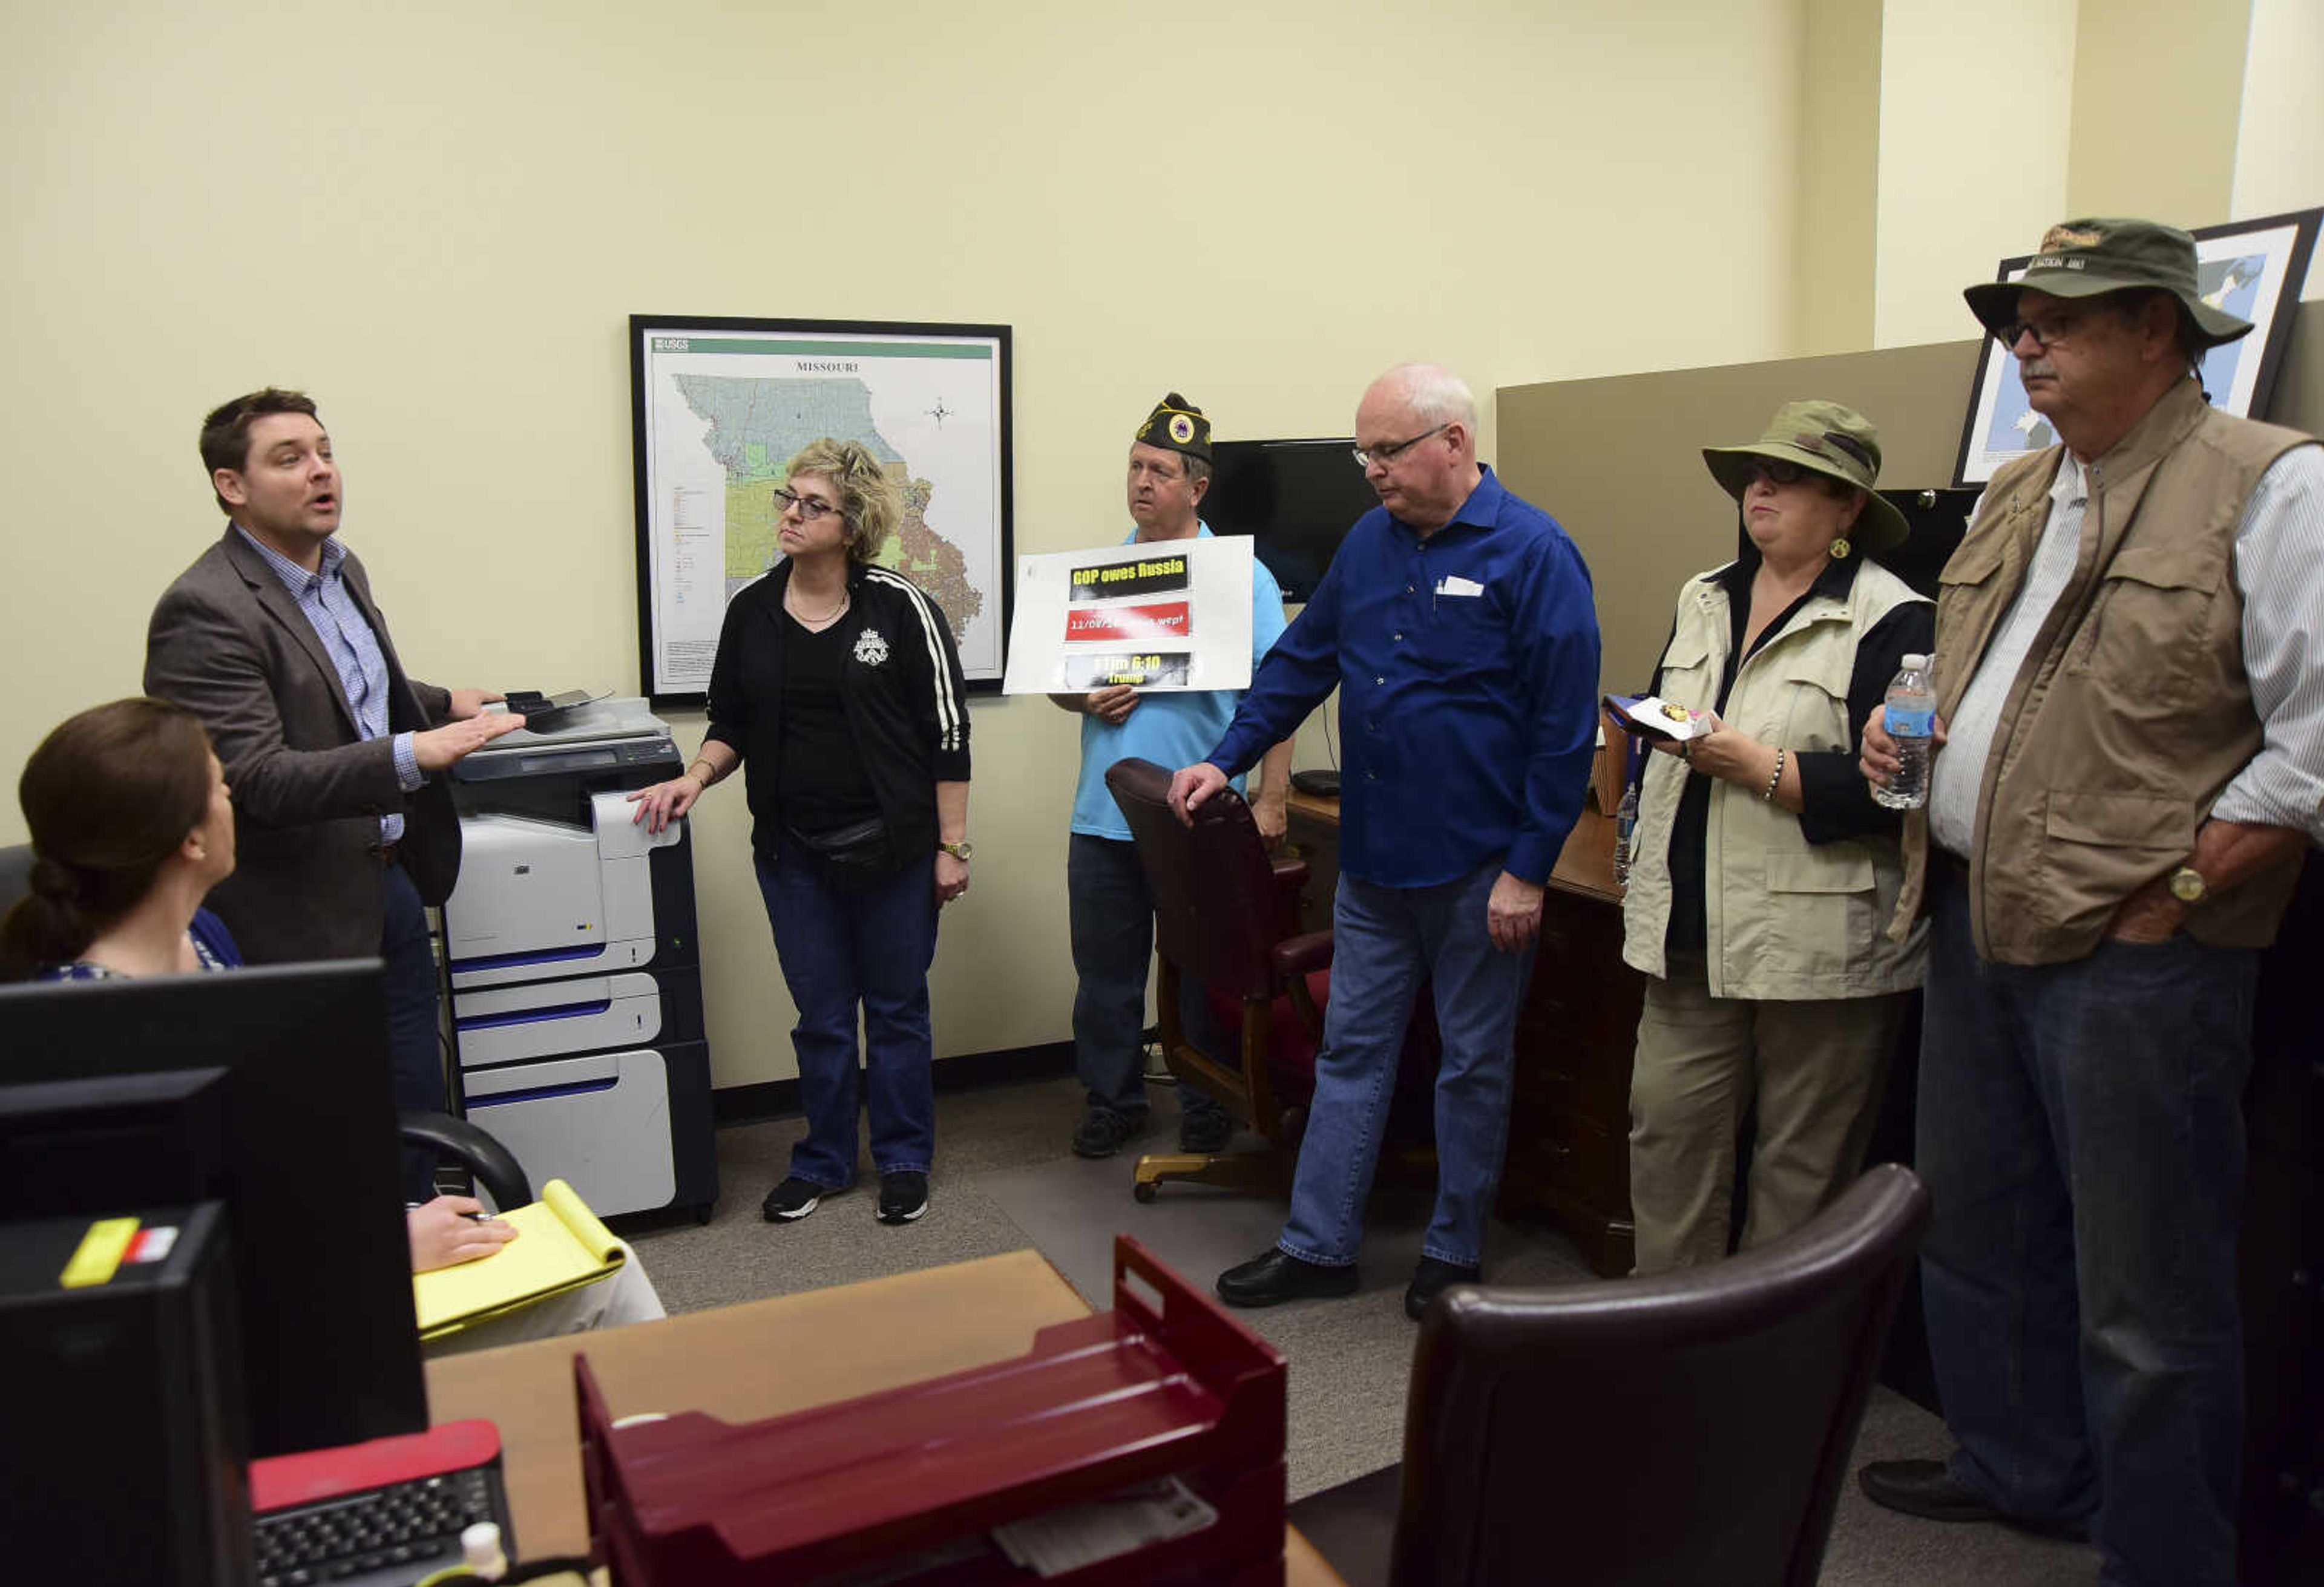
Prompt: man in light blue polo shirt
<box><xmin>1052</xmin><ymin>393</ymin><xmax>1297</xmax><ymax>1158</ymax></box>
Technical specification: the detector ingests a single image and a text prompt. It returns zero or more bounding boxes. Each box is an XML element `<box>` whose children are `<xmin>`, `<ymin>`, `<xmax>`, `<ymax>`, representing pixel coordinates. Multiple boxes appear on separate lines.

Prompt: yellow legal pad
<box><xmin>412</xmin><ymin>1179</ymin><xmax>624</xmax><ymax>1342</ymax></box>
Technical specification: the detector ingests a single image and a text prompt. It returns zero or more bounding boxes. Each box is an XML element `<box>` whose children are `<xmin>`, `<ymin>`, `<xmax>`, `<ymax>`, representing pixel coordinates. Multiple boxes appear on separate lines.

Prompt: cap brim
<box><xmin>1963</xmin><ymin>273</ymin><xmax>2253</xmax><ymax>348</ymax></box>
<box><xmin>1701</xmin><ymin>443</ymin><xmax>1910</xmax><ymax>555</ymax></box>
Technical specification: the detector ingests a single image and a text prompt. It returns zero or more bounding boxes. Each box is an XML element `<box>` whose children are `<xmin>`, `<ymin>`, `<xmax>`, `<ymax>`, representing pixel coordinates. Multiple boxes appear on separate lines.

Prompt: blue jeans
<box><xmin>1917</xmin><ymin>868</ymin><xmax>2254</xmax><ymax>1587</ymax></box>
<box><xmin>1066</xmin><ymin>834</ymin><xmax>1225</xmax><ymax>1121</ymax></box>
<box><xmin>382</xmin><ymin>863</ymin><xmax>447</xmax><ymax>1202</ymax></box>
<box><xmin>1279</xmin><ymin>862</ymin><xmax>1534</xmax><ymax>1269</ymax></box>
<box><xmin>755</xmin><ymin>835</ymin><xmax>941</xmax><ymax>1189</ymax></box>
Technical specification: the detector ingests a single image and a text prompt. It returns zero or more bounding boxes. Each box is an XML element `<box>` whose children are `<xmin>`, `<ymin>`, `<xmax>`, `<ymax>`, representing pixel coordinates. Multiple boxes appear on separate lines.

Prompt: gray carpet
<box><xmin>619</xmin><ymin>1073</ymin><xmax>2100</xmax><ymax>1585</ymax></box>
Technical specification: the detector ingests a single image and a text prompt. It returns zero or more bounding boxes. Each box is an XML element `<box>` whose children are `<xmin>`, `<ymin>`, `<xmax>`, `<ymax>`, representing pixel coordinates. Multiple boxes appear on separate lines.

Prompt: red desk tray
<box><xmin>576</xmin><ymin>1236</ymin><xmax>1287</xmax><ymax>1585</ymax></box>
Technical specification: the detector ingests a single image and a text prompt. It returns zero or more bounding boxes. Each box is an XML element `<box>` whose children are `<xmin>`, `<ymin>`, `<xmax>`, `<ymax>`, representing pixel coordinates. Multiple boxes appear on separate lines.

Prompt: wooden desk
<box><xmin>1285</xmin><ymin>748</ymin><xmax>1645</xmax><ymax>1275</ymax></box>
<box><xmin>426</xmin><ymin>1249</ymin><xmax>1347</xmax><ymax>1584</ymax></box>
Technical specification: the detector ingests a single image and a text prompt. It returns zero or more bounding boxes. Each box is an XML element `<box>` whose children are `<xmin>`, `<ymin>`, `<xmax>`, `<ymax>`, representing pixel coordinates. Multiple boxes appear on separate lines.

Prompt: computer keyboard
<box><xmin>248</xmin><ymin>1418</ymin><xmax>512</xmax><ymax>1587</ymax></box>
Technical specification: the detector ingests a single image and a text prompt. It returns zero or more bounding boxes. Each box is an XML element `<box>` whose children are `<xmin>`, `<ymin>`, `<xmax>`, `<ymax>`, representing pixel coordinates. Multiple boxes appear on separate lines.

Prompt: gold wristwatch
<box><xmin>2167</xmin><ymin>865</ymin><xmax>2208</xmax><ymax>904</ymax></box>
<box><xmin>939</xmin><ymin>840</ymin><xmax>974</xmax><ymax>862</ymax></box>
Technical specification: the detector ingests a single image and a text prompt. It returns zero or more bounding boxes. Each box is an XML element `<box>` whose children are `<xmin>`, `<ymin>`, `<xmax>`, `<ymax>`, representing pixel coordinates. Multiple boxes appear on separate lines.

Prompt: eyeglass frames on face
<box><xmin>1994</xmin><ymin>308</ymin><xmax>2092</xmax><ymax>352</ymax></box>
<box><xmin>775</xmin><ymin>486</ymin><xmax>841</xmax><ymax>522</ymax></box>
<box><xmin>1744</xmin><ymin>459</ymin><xmax>1813</xmax><ymax>488</ymax></box>
<box><xmin>1352</xmin><ymin>423</ymin><xmax>1449</xmax><ymax>470</ymax></box>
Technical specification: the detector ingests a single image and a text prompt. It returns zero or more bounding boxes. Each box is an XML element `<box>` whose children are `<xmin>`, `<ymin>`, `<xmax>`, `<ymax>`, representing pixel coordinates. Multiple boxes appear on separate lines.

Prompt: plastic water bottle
<box><xmin>1871</xmin><ymin>653</ymin><xmax>1935</xmax><ymax>810</ymax></box>
<box><xmin>1612</xmin><ymin>781</ymin><xmax>1641</xmax><ymax>889</ymax></box>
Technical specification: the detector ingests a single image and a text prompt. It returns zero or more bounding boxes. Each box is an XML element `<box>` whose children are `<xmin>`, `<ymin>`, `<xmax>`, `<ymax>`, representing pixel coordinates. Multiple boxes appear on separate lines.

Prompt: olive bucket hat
<box><xmin>1701</xmin><ymin>399</ymin><xmax>1911</xmax><ymax>556</ymax></box>
<box><xmin>1963</xmin><ymin>217</ymin><xmax>2254</xmax><ymax>349</ymax></box>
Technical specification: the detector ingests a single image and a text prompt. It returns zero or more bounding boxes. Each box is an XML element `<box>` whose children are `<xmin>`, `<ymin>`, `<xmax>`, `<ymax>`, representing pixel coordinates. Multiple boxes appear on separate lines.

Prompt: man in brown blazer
<box><xmin>145</xmin><ymin>388</ymin><xmax>522</xmax><ymax>1195</ymax></box>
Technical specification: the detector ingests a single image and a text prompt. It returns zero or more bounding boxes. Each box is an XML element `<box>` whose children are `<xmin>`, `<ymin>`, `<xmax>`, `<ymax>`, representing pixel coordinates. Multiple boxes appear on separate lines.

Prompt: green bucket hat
<box><xmin>1963</xmin><ymin>217</ymin><xmax>2254</xmax><ymax>349</ymax></box>
<box><xmin>1701</xmin><ymin>399</ymin><xmax>1911</xmax><ymax>556</ymax></box>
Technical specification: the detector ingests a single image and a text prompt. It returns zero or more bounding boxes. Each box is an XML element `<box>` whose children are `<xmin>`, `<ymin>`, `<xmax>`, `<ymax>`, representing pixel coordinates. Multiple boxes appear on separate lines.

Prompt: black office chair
<box><xmin>399</xmin><ymin>1109</ymin><xmax>533</xmax><ymax>1210</ymax></box>
<box><xmin>0</xmin><ymin>845</ymin><xmax>33</xmax><ymax>917</ymax></box>
<box><xmin>1295</xmin><ymin>1163</ymin><xmax>1931</xmax><ymax>1587</ymax></box>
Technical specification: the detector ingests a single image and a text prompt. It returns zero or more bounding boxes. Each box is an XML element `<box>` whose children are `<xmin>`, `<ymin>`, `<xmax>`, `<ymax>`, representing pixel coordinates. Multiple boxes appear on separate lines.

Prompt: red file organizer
<box><xmin>575</xmin><ymin>1235</ymin><xmax>1288</xmax><ymax>1585</ymax></box>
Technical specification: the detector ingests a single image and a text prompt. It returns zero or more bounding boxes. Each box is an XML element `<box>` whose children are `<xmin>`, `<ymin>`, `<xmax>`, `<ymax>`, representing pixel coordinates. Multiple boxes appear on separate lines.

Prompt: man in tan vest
<box><xmin>1857</xmin><ymin>219</ymin><xmax>2323</xmax><ymax>1586</ymax></box>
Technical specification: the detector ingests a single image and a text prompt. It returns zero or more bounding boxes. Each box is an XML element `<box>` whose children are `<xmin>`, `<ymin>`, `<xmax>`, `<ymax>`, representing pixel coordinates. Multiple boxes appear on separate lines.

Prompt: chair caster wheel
<box><xmin>1132</xmin><ymin>1182</ymin><xmax>1158</xmax><ymax>1203</ymax></box>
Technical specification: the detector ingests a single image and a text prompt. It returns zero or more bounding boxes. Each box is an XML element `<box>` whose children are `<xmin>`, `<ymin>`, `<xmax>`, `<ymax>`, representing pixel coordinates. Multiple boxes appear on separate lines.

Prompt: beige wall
<box><xmin>1873</xmin><ymin>0</ymin><xmax>2078</xmax><ymax>348</ymax></box>
<box><xmin>2234</xmin><ymin>0</ymin><xmax>2324</xmax><ymax>298</ymax></box>
<box><xmin>2067</xmin><ymin>0</ymin><xmax>2251</xmax><ymax>221</ymax></box>
<box><xmin>0</xmin><ymin>1</ymin><xmax>1812</xmax><ymax>1089</ymax></box>
<box><xmin>1794</xmin><ymin>0</ymin><xmax>1883</xmax><ymax>355</ymax></box>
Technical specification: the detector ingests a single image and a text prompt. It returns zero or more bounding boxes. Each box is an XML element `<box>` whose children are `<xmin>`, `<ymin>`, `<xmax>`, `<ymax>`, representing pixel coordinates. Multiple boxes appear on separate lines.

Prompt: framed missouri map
<box><xmin>629</xmin><ymin>315</ymin><xmax>1014</xmax><ymax>704</ymax></box>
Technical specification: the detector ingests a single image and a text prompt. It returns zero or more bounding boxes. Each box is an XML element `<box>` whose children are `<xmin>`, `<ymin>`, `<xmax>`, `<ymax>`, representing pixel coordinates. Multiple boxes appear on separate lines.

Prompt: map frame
<box><xmin>628</xmin><ymin>313</ymin><xmax>1016</xmax><ymax>705</ymax></box>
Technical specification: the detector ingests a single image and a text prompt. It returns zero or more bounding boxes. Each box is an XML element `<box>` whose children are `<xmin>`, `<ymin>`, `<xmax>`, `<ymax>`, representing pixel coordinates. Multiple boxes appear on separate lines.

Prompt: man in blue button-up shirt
<box><xmin>146</xmin><ymin>389</ymin><xmax>524</xmax><ymax>1197</ymax></box>
<box><xmin>1171</xmin><ymin>363</ymin><xmax>1600</xmax><ymax>1319</ymax></box>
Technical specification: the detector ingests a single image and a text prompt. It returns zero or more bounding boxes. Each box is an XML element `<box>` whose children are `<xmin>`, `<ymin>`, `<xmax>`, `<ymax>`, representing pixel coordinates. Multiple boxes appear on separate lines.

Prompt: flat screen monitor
<box><xmin>0</xmin><ymin>959</ymin><xmax>426</xmax><ymax>1459</ymax></box>
<box><xmin>1203</xmin><ymin>437</ymin><xmax>1380</xmax><ymax>601</ymax></box>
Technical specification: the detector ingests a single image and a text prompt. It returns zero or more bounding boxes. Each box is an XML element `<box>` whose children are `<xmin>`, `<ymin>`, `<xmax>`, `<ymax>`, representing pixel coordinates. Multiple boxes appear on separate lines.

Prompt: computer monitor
<box><xmin>0</xmin><ymin>959</ymin><xmax>427</xmax><ymax>1459</ymax></box>
<box><xmin>1203</xmin><ymin>437</ymin><xmax>1380</xmax><ymax>602</ymax></box>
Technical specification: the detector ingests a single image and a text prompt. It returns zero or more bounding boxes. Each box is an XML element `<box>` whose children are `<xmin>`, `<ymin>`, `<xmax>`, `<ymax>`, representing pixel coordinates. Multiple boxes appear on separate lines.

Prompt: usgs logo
<box><xmin>652</xmin><ymin>336</ymin><xmax>690</xmax><ymax>352</ymax></box>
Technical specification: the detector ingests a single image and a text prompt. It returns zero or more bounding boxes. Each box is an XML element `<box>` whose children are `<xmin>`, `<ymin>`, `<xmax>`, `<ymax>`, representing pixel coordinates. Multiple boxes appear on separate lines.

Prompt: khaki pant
<box><xmin>1627</xmin><ymin>960</ymin><xmax>1906</xmax><ymax>1273</ymax></box>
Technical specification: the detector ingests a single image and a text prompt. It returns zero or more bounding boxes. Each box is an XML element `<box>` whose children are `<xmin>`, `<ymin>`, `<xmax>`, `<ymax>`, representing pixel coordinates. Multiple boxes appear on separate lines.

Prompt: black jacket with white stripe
<box><xmin>703</xmin><ymin>558</ymin><xmax>971</xmax><ymax>865</ymax></box>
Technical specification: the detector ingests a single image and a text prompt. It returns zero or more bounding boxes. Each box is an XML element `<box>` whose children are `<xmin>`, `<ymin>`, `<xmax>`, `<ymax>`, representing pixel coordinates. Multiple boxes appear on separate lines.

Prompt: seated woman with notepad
<box><xmin>2</xmin><ymin>698</ymin><xmax>665</xmax><ymax>1350</ymax></box>
<box><xmin>409</xmin><ymin>1177</ymin><xmax>664</xmax><ymax>1353</ymax></box>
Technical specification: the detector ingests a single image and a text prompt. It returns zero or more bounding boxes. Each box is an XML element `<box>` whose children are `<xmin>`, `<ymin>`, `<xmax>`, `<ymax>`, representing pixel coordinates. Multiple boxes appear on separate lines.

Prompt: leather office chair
<box><xmin>1385</xmin><ymin>1162</ymin><xmax>1931</xmax><ymax>1587</ymax></box>
<box><xmin>1104</xmin><ymin>756</ymin><xmax>1332</xmax><ymax>1200</ymax></box>
<box><xmin>0</xmin><ymin>845</ymin><xmax>33</xmax><ymax>919</ymax></box>
<box><xmin>399</xmin><ymin>1109</ymin><xmax>533</xmax><ymax>1211</ymax></box>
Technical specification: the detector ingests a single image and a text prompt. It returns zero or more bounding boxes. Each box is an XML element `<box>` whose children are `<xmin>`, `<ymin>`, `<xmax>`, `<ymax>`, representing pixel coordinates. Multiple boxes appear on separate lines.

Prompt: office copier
<box><xmin>442</xmin><ymin>698</ymin><xmax>717</xmax><ymax>1220</ymax></box>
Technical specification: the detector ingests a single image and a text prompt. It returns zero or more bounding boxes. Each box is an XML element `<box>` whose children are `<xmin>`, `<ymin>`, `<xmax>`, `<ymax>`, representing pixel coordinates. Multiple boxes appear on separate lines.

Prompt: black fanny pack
<box><xmin>789</xmin><ymin>816</ymin><xmax>899</xmax><ymax>884</ymax></box>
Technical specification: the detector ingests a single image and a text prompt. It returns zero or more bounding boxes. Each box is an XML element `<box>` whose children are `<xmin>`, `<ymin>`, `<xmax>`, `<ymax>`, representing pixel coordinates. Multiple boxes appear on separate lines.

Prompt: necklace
<box><xmin>787</xmin><ymin>583</ymin><xmax>850</xmax><ymax>627</ymax></box>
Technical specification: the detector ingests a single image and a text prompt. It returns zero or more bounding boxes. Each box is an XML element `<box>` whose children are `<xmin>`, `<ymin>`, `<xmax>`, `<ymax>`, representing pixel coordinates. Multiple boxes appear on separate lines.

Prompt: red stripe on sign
<box><xmin>1064</xmin><ymin>601</ymin><xmax>1192</xmax><ymax>643</ymax></box>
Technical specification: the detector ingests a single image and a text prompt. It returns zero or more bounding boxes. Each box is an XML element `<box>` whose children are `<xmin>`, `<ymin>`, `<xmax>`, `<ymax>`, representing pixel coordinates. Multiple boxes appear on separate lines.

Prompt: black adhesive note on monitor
<box><xmin>0</xmin><ymin>959</ymin><xmax>425</xmax><ymax>1459</ymax></box>
<box><xmin>1203</xmin><ymin>438</ymin><xmax>1379</xmax><ymax>603</ymax></box>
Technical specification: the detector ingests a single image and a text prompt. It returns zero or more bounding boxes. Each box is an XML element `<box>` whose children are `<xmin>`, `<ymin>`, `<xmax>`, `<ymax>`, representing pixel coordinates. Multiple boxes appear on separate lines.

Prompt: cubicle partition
<box><xmin>1497</xmin><ymin>337</ymin><xmax>1981</xmax><ymax>698</ymax></box>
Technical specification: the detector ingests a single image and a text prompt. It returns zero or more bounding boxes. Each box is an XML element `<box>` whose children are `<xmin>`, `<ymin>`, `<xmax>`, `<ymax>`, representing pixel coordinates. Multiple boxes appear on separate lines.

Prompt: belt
<box><xmin>369</xmin><ymin>840</ymin><xmax>401</xmax><ymax>869</ymax></box>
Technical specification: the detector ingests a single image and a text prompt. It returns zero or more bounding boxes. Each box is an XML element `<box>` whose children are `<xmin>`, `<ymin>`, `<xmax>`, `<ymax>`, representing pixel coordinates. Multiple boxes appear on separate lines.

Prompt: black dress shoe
<box><xmin>1216</xmin><ymin>1248</ymin><xmax>1359</xmax><ymax>1308</ymax></box>
<box><xmin>1859</xmin><ymin>1460</ymin><xmax>2090</xmax><ymax>1539</ymax></box>
<box><xmin>1404</xmin><ymin>1257</ymin><xmax>1482</xmax><ymax>1320</ymax></box>
<box><xmin>1857</xmin><ymin>1459</ymin><xmax>2001</xmax><ymax>1523</ymax></box>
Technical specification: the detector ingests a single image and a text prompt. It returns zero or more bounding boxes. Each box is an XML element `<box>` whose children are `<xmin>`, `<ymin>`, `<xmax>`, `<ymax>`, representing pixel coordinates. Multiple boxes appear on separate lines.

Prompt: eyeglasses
<box><xmin>1744</xmin><ymin>459</ymin><xmax>1811</xmax><ymax>488</ymax></box>
<box><xmin>1352</xmin><ymin>424</ymin><xmax>1449</xmax><ymax>470</ymax></box>
<box><xmin>775</xmin><ymin>486</ymin><xmax>841</xmax><ymax>522</ymax></box>
<box><xmin>1994</xmin><ymin>307</ymin><xmax>2092</xmax><ymax>352</ymax></box>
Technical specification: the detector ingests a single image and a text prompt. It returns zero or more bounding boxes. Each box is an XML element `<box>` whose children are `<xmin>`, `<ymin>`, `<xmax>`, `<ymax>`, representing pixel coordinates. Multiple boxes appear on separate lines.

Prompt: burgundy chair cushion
<box><xmin>1201</xmin><ymin>969</ymin><xmax>1331</xmax><ymax>1110</ymax></box>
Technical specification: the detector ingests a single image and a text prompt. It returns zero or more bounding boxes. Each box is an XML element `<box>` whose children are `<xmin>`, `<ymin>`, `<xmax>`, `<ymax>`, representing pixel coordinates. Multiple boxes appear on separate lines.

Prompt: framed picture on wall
<box><xmin>629</xmin><ymin>315</ymin><xmax>1014</xmax><ymax>705</ymax></box>
<box><xmin>1952</xmin><ymin>207</ymin><xmax>2320</xmax><ymax>486</ymax></box>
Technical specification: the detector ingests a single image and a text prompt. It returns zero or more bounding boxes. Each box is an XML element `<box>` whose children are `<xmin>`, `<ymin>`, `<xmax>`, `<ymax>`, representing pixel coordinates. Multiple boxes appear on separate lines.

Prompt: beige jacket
<box><xmin>1888</xmin><ymin>379</ymin><xmax>2315</xmax><ymax>964</ymax></box>
<box><xmin>1623</xmin><ymin>557</ymin><xmax>1928</xmax><ymax>1000</ymax></box>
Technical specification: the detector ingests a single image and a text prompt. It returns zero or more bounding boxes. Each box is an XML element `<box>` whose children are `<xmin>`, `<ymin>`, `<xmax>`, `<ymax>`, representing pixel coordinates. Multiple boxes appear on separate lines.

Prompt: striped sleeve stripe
<box><xmin>2219</xmin><ymin>442</ymin><xmax>2324</xmax><ymax>841</ymax></box>
<box><xmin>867</xmin><ymin>568</ymin><xmax>964</xmax><ymax>751</ymax></box>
